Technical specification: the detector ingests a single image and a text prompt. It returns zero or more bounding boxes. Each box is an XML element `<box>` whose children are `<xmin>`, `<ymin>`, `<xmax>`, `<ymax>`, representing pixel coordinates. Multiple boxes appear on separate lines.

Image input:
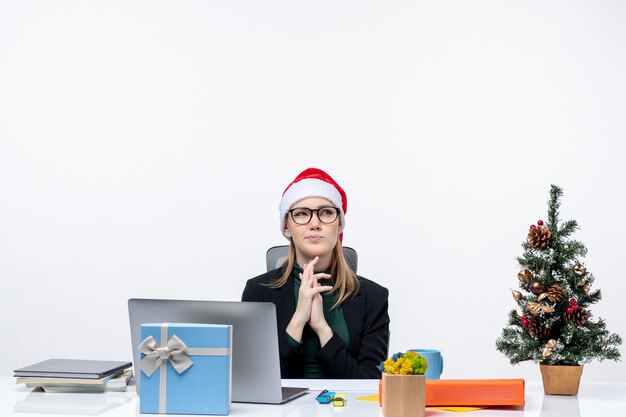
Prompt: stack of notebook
<box><xmin>14</xmin><ymin>358</ymin><xmax>133</xmax><ymax>393</ymax></box>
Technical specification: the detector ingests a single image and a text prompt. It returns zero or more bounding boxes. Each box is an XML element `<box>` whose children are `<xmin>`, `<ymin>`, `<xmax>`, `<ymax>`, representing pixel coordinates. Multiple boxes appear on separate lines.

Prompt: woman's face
<box><xmin>284</xmin><ymin>197</ymin><xmax>341</xmax><ymax>267</ymax></box>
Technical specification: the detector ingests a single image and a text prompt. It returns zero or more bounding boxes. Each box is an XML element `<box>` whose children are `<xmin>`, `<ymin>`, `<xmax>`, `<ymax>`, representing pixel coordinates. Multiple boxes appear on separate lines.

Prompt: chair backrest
<box><xmin>266</xmin><ymin>245</ymin><xmax>358</xmax><ymax>273</ymax></box>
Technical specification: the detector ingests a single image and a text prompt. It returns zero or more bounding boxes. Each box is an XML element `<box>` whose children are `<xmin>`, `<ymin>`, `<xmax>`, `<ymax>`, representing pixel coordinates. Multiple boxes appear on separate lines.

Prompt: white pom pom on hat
<box><xmin>279</xmin><ymin>168</ymin><xmax>347</xmax><ymax>240</ymax></box>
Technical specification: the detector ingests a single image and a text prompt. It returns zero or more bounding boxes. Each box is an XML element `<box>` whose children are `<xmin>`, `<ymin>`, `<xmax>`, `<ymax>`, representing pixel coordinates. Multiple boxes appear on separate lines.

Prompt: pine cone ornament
<box><xmin>538</xmin><ymin>284</ymin><xmax>565</xmax><ymax>303</ymax></box>
<box><xmin>528</xmin><ymin>317</ymin><xmax>550</xmax><ymax>339</ymax></box>
<box><xmin>528</xmin><ymin>225</ymin><xmax>551</xmax><ymax>249</ymax></box>
<box><xmin>576</xmin><ymin>308</ymin><xmax>589</xmax><ymax>325</ymax></box>
<box><xmin>564</xmin><ymin>307</ymin><xmax>588</xmax><ymax>325</ymax></box>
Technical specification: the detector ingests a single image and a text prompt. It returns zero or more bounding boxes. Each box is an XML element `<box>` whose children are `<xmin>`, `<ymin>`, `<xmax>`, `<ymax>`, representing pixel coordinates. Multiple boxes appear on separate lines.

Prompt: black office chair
<box><xmin>265</xmin><ymin>245</ymin><xmax>358</xmax><ymax>273</ymax></box>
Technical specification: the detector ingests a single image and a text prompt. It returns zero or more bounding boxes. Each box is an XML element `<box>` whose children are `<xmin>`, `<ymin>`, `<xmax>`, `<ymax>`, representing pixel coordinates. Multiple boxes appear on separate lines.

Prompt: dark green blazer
<box><xmin>242</xmin><ymin>267</ymin><xmax>390</xmax><ymax>379</ymax></box>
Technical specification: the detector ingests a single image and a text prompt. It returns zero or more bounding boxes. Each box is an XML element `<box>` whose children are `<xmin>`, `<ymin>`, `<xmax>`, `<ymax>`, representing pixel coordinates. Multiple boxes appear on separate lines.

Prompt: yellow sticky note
<box><xmin>430</xmin><ymin>406</ymin><xmax>485</xmax><ymax>412</ymax></box>
<box><xmin>355</xmin><ymin>396</ymin><xmax>485</xmax><ymax>413</ymax></box>
<box><xmin>356</xmin><ymin>395</ymin><xmax>379</xmax><ymax>402</ymax></box>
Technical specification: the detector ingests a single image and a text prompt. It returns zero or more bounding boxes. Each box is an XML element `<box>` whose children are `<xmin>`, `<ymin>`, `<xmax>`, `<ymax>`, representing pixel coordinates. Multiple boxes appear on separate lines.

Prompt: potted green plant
<box><xmin>379</xmin><ymin>351</ymin><xmax>427</xmax><ymax>417</ymax></box>
<box><xmin>496</xmin><ymin>185</ymin><xmax>622</xmax><ymax>395</ymax></box>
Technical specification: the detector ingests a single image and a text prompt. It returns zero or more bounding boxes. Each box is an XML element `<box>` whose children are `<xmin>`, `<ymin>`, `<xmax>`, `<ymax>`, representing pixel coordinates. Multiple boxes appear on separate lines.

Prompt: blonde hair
<box><xmin>268</xmin><ymin>240</ymin><xmax>359</xmax><ymax>309</ymax></box>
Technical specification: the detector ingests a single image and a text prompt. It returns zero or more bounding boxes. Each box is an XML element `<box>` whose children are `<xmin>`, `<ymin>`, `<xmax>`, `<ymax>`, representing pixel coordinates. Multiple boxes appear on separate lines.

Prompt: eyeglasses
<box><xmin>288</xmin><ymin>206</ymin><xmax>339</xmax><ymax>225</ymax></box>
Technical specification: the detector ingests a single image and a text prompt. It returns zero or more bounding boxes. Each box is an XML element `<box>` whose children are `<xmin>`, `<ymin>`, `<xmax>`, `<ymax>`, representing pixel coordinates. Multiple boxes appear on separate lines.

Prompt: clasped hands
<box><xmin>286</xmin><ymin>256</ymin><xmax>334</xmax><ymax>347</ymax></box>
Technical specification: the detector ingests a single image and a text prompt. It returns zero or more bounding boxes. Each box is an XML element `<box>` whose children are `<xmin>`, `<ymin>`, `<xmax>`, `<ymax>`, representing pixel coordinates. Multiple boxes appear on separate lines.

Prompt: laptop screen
<box><xmin>128</xmin><ymin>298</ymin><xmax>290</xmax><ymax>403</ymax></box>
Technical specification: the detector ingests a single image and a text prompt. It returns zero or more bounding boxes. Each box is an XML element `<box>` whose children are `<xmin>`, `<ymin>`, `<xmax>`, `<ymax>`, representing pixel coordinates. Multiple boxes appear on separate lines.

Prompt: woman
<box><xmin>242</xmin><ymin>167</ymin><xmax>389</xmax><ymax>378</ymax></box>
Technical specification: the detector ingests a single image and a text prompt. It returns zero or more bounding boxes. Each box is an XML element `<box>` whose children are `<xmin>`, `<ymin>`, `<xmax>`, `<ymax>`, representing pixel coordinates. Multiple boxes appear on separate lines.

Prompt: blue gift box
<box><xmin>139</xmin><ymin>323</ymin><xmax>232</xmax><ymax>415</ymax></box>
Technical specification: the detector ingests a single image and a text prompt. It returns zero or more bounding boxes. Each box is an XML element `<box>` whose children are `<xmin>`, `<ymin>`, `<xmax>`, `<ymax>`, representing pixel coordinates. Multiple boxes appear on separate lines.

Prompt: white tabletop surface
<box><xmin>2</xmin><ymin>377</ymin><xmax>625</xmax><ymax>417</ymax></box>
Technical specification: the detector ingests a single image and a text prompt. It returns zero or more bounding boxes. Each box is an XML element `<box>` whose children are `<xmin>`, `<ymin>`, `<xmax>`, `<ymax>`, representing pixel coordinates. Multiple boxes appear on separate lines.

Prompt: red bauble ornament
<box><xmin>530</xmin><ymin>224</ymin><xmax>536</xmax><ymax>229</ymax></box>
<box><xmin>567</xmin><ymin>307</ymin><xmax>574</xmax><ymax>314</ymax></box>
<box><xmin>537</xmin><ymin>220</ymin><xmax>544</xmax><ymax>226</ymax></box>
<box><xmin>570</xmin><ymin>298</ymin><xmax>577</xmax><ymax>306</ymax></box>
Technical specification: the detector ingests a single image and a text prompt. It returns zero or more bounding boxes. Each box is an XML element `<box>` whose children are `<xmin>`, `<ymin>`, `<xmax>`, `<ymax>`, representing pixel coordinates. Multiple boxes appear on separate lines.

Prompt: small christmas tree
<box><xmin>496</xmin><ymin>185</ymin><xmax>621</xmax><ymax>366</ymax></box>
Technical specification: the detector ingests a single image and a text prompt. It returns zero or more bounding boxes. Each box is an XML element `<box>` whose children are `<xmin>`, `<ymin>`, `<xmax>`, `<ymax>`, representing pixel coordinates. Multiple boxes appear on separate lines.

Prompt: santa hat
<box><xmin>279</xmin><ymin>168</ymin><xmax>347</xmax><ymax>240</ymax></box>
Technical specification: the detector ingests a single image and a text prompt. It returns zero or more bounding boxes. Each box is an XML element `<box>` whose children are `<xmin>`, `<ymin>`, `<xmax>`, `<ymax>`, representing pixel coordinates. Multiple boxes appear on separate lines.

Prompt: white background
<box><xmin>1</xmin><ymin>0</ymin><xmax>624</xmax><ymax>382</ymax></box>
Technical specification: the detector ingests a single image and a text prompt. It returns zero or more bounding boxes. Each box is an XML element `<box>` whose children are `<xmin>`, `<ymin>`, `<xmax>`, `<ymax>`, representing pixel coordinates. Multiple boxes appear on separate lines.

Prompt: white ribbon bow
<box><xmin>139</xmin><ymin>334</ymin><xmax>194</xmax><ymax>377</ymax></box>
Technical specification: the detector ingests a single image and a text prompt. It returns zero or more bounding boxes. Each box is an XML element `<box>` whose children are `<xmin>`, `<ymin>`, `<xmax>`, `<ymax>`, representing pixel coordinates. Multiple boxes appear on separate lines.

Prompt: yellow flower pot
<box><xmin>381</xmin><ymin>373</ymin><xmax>426</xmax><ymax>417</ymax></box>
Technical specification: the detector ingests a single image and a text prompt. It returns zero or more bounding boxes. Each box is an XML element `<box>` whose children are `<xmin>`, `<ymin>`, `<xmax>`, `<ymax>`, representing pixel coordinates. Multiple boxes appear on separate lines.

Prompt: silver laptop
<box><xmin>128</xmin><ymin>298</ymin><xmax>308</xmax><ymax>404</ymax></box>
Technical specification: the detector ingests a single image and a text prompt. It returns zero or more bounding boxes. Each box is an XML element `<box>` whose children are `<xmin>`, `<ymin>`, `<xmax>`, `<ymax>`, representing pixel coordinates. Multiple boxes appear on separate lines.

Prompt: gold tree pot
<box><xmin>540</xmin><ymin>364</ymin><xmax>584</xmax><ymax>395</ymax></box>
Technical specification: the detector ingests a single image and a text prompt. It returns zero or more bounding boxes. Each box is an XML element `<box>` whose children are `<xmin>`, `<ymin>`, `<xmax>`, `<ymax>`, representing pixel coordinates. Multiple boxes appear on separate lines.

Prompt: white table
<box><xmin>2</xmin><ymin>377</ymin><xmax>624</xmax><ymax>416</ymax></box>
